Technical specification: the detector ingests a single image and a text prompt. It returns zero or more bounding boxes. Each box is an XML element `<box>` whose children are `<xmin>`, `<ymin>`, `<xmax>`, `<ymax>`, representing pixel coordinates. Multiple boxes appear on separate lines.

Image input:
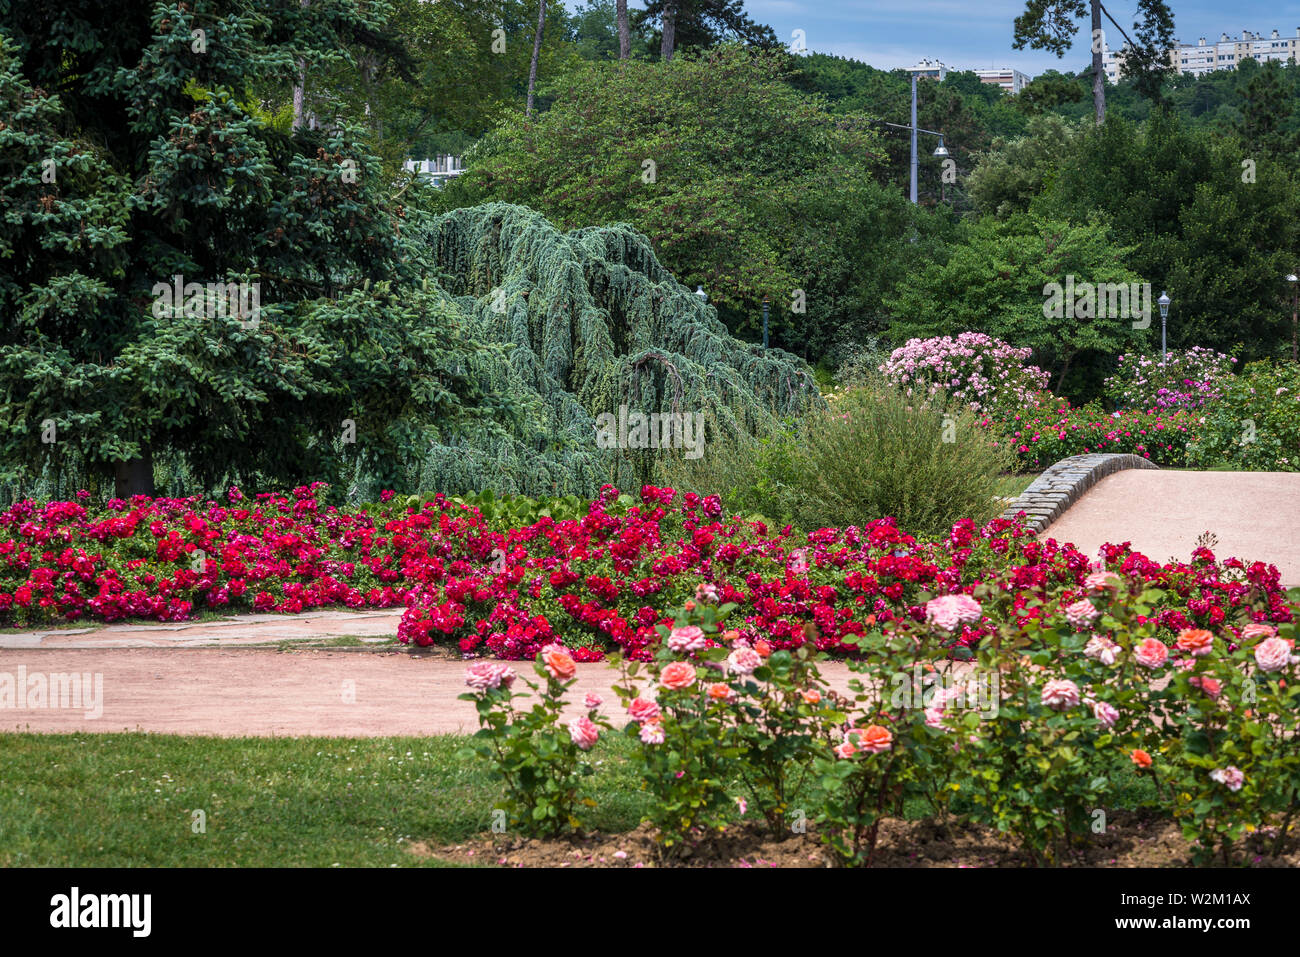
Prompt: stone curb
<box><xmin>1000</xmin><ymin>453</ymin><xmax>1160</xmax><ymax>534</ymax></box>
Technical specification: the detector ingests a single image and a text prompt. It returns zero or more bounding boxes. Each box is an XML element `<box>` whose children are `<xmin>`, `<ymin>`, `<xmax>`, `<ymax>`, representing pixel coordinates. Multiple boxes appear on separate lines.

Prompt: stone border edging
<box><xmin>999</xmin><ymin>453</ymin><xmax>1160</xmax><ymax>534</ymax></box>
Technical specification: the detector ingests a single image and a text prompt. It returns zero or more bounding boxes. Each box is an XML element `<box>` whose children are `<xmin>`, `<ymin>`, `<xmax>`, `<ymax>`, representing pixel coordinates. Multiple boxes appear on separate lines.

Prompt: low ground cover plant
<box><xmin>1</xmin><ymin>486</ymin><xmax>1291</xmax><ymax>671</ymax></box>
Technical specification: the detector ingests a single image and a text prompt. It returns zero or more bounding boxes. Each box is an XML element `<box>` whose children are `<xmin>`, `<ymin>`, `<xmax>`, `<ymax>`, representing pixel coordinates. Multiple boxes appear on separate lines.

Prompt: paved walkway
<box><xmin>2</xmin><ymin>468</ymin><xmax>1295</xmax><ymax>737</ymax></box>
<box><xmin>0</xmin><ymin>609</ymin><xmax>403</xmax><ymax>649</ymax></box>
<box><xmin>0</xmin><ymin>649</ymin><xmax>864</xmax><ymax>736</ymax></box>
<box><xmin>1044</xmin><ymin>470</ymin><xmax>1300</xmax><ymax>586</ymax></box>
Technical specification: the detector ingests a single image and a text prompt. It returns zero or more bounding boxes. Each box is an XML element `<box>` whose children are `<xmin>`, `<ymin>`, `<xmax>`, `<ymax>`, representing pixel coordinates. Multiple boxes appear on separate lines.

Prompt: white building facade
<box><xmin>1104</xmin><ymin>28</ymin><xmax>1300</xmax><ymax>82</ymax></box>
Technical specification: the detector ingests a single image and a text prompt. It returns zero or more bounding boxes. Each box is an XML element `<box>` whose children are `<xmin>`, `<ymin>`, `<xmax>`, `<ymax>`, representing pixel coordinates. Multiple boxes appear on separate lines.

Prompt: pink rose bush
<box><xmin>458</xmin><ymin>643</ymin><xmax>611</xmax><ymax>837</ymax></box>
<box><xmin>878</xmin><ymin>333</ymin><xmax>1050</xmax><ymax>415</ymax></box>
<box><xmin>461</xmin><ymin>557</ymin><xmax>1299</xmax><ymax>866</ymax></box>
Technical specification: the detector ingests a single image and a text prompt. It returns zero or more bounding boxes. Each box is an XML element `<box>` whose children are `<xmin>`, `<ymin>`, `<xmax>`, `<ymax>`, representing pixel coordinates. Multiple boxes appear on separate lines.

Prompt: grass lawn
<box><xmin>0</xmin><ymin>731</ymin><xmax>1159</xmax><ymax>867</ymax></box>
<box><xmin>0</xmin><ymin>732</ymin><xmax>641</xmax><ymax>867</ymax></box>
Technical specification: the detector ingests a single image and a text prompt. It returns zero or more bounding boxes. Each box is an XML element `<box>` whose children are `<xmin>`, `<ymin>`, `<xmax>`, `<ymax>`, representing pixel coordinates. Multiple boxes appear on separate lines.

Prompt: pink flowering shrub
<box><xmin>1104</xmin><ymin>347</ymin><xmax>1236</xmax><ymax>412</ymax></box>
<box><xmin>878</xmin><ymin>332</ymin><xmax>1051</xmax><ymax>415</ymax></box>
<box><xmin>875</xmin><ymin>568</ymin><xmax>1300</xmax><ymax>865</ymax></box>
<box><xmin>607</xmin><ymin>599</ymin><xmax>751</xmax><ymax>853</ymax></box>
<box><xmin>981</xmin><ymin>399</ymin><xmax>1197</xmax><ymax>470</ymax></box>
<box><xmin>457</xmin><ymin>644</ymin><xmax>611</xmax><ymax>837</ymax></box>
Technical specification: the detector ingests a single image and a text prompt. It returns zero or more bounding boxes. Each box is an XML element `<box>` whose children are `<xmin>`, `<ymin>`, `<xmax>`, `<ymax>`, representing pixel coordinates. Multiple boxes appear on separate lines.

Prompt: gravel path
<box><xmin>1043</xmin><ymin>470</ymin><xmax>1300</xmax><ymax>586</ymax></box>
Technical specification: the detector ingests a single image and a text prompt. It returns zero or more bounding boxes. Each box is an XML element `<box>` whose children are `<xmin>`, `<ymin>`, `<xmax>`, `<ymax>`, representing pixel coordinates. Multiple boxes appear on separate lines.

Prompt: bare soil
<box><xmin>417</xmin><ymin>813</ymin><xmax>1300</xmax><ymax>868</ymax></box>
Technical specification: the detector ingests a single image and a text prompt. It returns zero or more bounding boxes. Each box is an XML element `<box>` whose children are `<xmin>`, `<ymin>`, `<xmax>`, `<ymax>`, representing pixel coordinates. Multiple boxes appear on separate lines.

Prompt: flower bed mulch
<box><xmin>414</xmin><ymin>814</ymin><xmax>1300</xmax><ymax>868</ymax></box>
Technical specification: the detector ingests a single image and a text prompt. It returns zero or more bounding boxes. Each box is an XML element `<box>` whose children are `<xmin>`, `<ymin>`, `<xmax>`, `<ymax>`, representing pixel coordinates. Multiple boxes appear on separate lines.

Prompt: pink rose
<box><xmin>1209</xmin><ymin>767</ymin><xmax>1244</xmax><ymax>792</ymax></box>
<box><xmin>833</xmin><ymin>741</ymin><xmax>857</xmax><ymax>759</ymax></box>
<box><xmin>1134</xmin><ymin>638</ymin><xmax>1169</xmax><ymax>669</ymax></box>
<box><xmin>1040</xmin><ymin>678</ymin><xmax>1080</xmax><ymax>711</ymax></box>
<box><xmin>727</xmin><ymin>647</ymin><xmax>763</xmax><ymax>676</ymax></box>
<box><xmin>584</xmin><ymin>692</ymin><xmax>603</xmax><ymax>709</ymax></box>
<box><xmin>924</xmin><ymin>594</ymin><xmax>983</xmax><ymax>632</ymax></box>
<box><xmin>667</xmin><ymin>625</ymin><xmax>708</xmax><ymax>653</ymax></box>
<box><xmin>1241</xmin><ymin>623</ymin><xmax>1277</xmax><ymax>643</ymax></box>
<box><xmin>1189</xmin><ymin>675</ymin><xmax>1221</xmax><ymax>698</ymax></box>
<box><xmin>464</xmin><ymin>661</ymin><xmax>515</xmax><ymax>690</ymax></box>
<box><xmin>1092</xmin><ymin>700</ymin><xmax>1119</xmax><ymax>728</ymax></box>
<box><xmin>567</xmin><ymin>715</ymin><xmax>600</xmax><ymax>750</ymax></box>
<box><xmin>1083</xmin><ymin>570</ymin><xmax>1122</xmax><ymax>594</ymax></box>
<box><xmin>1084</xmin><ymin>635</ymin><xmax>1120</xmax><ymax>665</ymax></box>
<box><xmin>660</xmin><ymin>661</ymin><xmax>697</xmax><ymax>690</ymax></box>
<box><xmin>1064</xmin><ymin>598</ymin><xmax>1100</xmax><ymax>630</ymax></box>
<box><xmin>627</xmin><ymin>698</ymin><xmax>662</xmax><ymax>723</ymax></box>
<box><xmin>1254</xmin><ymin>637</ymin><xmax>1293</xmax><ymax>673</ymax></box>
<box><xmin>694</xmin><ymin>582</ymin><xmax>719</xmax><ymax>604</ymax></box>
<box><xmin>639</xmin><ymin>721</ymin><xmax>665</xmax><ymax>745</ymax></box>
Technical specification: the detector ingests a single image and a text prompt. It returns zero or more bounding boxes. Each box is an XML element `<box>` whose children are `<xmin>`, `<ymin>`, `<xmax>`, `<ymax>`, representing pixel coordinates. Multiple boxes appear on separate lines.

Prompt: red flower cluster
<box><xmin>0</xmin><ymin>484</ymin><xmax>1290</xmax><ymax>660</ymax></box>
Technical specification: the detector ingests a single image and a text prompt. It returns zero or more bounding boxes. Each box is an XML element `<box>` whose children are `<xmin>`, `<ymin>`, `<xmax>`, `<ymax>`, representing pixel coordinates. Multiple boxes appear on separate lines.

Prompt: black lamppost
<box><xmin>1158</xmin><ymin>291</ymin><xmax>1171</xmax><ymax>362</ymax></box>
<box><xmin>761</xmin><ymin>295</ymin><xmax>770</xmax><ymax>350</ymax></box>
<box><xmin>1286</xmin><ymin>274</ymin><xmax>1298</xmax><ymax>363</ymax></box>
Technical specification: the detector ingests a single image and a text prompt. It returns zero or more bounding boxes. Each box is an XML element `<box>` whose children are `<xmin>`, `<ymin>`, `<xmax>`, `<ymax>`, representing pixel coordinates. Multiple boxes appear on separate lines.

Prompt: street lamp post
<box><xmin>761</xmin><ymin>295</ymin><xmax>770</xmax><ymax>350</ymax></box>
<box><xmin>910</xmin><ymin>72</ymin><xmax>918</xmax><ymax>205</ymax></box>
<box><xmin>1158</xmin><ymin>291</ymin><xmax>1171</xmax><ymax>362</ymax></box>
<box><xmin>882</xmin><ymin>120</ymin><xmax>950</xmax><ymax>205</ymax></box>
<box><xmin>694</xmin><ymin>285</ymin><xmax>707</xmax><ymax>304</ymax></box>
<box><xmin>1287</xmin><ymin>274</ymin><xmax>1298</xmax><ymax>363</ymax></box>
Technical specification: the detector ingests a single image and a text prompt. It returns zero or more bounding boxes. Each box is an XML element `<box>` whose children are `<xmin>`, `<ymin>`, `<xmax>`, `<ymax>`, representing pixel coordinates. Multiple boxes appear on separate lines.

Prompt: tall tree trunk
<box><xmin>526</xmin><ymin>0</ymin><xmax>547</xmax><ymax>118</ymax></box>
<box><xmin>1091</xmin><ymin>0</ymin><xmax>1105</xmax><ymax>125</ymax></box>
<box><xmin>661</xmin><ymin>0</ymin><xmax>677</xmax><ymax>62</ymax></box>
<box><xmin>292</xmin><ymin>0</ymin><xmax>311</xmax><ymax>130</ymax></box>
<box><xmin>616</xmin><ymin>0</ymin><xmax>630</xmax><ymax>59</ymax></box>
<box><xmin>113</xmin><ymin>447</ymin><xmax>155</xmax><ymax>499</ymax></box>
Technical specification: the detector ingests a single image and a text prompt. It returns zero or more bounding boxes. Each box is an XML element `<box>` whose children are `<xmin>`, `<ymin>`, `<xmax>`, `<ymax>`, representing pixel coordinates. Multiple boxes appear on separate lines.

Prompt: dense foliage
<box><xmin>440</xmin><ymin>45</ymin><xmax>949</xmax><ymax>362</ymax></box>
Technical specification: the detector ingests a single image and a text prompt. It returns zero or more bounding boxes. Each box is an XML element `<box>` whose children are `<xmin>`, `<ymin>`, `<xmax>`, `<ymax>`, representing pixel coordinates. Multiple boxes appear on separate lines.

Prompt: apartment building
<box><xmin>973</xmin><ymin>68</ymin><xmax>1032</xmax><ymax>94</ymax></box>
<box><xmin>1104</xmin><ymin>28</ymin><xmax>1300</xmax><ymax>82</ymax></box>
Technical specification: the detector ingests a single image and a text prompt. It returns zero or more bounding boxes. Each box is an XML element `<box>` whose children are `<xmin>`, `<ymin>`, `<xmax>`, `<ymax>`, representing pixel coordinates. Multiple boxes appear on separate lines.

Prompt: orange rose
<box><xmin>1175</xmin><ymin>628</ymin><xmax>1214</xmax><ymax>657</ymax></box>
<box><xmin>850</xmin><ymin>724</ymin><xmax>892</xmax><ymax>753</ymax></box>
<box><xmin>1130</xmin><ymin>749</ymin><xmax>1153</xmax><ymax>768</ymax></box>
<box><xmin>802</xmin><ymin>689</ymin><xmax>821</xmax><ymax>705</ymax></box>
<box><xmin>684</xmin><ymin>600</ymin><xmax>696</xmax><ymax>611</ymax></box>
<box><xmin>723</xmin><ymin>630</ymin><xmax>741</xmax><ymax>644</ymax></box>
<box><xmin>707</xmin><ymin>682</ymin><xmax>735</xmax><ymax>701</ymax></box>
<box><xmin>753</xmin><ymin>639</ymin><xmax>772</xmax><ymax>658</ymax></box>
<box><xmin>541</xmin><ymin>647</ymin><xmax>576</xmax><ymax>681</ymax></box>
<box><xmin>660</xmin><ymin>661</ymin><xmax>697</xmax><ymax>690</ymax></box>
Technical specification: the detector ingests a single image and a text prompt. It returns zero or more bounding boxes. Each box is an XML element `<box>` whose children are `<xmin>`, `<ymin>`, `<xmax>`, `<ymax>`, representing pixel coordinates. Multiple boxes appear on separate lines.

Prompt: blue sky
<box><xmin>615</xmin><ymin>1</ymin><xmax>1300</xmax><ymax>77</ymax></box>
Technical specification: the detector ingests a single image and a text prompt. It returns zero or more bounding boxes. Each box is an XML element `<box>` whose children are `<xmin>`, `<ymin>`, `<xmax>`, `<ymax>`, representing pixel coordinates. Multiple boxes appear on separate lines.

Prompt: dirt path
<box><xmin>0</xmin><ymin>648</ymin><xmax>866</xmax><ymax>737</ymax></box>
<box><xmin>1043</xmin><ymin>470</ymin><xmax>1300</xmax><ymax>586</ymax></box>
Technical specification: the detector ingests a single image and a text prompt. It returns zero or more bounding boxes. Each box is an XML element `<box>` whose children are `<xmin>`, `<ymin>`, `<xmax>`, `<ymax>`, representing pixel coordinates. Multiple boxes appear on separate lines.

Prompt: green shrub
<box><xmin>788</xmin><ymin>381</ymin><xmax>1013</xmax><ymax>538</ymax></box>
<box><xmin>1185</xmin><ymin>361</ymin><xmax>1300</xmax><ymax>471</ymax></box>
<box><xmin>661</xmin><ymin>380</ymin><xmax>1012</xmax><ymax>537</ymax></box>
